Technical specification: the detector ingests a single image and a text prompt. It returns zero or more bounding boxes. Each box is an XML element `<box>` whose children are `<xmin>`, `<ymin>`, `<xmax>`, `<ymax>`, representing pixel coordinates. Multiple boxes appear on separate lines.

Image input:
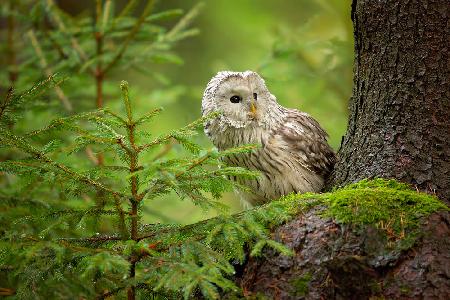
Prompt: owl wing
<box><xmin>279</xmin><ymin>108</ymin><xmax>335</xmax><ymax>177</ymax></box>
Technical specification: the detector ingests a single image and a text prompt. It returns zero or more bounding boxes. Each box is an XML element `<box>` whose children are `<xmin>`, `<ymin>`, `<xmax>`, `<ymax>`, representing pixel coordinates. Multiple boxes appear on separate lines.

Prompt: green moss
<box><xmin>400</xmin><ymin>285</ymin><xmax>411</xmax><ymax>294</ymax></box>
<box><xmin>322</xmin><ymin>179</ymin><xmax>447</xmax><ymax>240</ymax></box>
<box><xmin>290</xmin><ymin>272</ymin><xmax>312</xmax><ymax>296</ymax></box>
<box><xmin>274</xmin><ymin>178</ymin><xmax>447</xmax><ymax>247</ymax></box>
<box><xmin>369</xmin><ymin>280</ymin><xmax>383</xmax><ymax>294</ymax></box>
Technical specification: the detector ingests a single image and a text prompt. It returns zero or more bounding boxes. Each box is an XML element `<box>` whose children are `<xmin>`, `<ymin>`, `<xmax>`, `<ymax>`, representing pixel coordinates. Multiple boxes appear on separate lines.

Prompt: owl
<box><xmin>202</xmin><ymin>71</ymin><xmax>335</xmax><ymax>206</ymax></box>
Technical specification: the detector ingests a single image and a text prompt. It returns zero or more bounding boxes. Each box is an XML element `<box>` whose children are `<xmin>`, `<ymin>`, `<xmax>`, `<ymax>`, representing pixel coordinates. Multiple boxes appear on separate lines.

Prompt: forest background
<box><xmin>1</xmin><ymin>0</ymin><xmax>352</xmax><ymax>224</ymax></box>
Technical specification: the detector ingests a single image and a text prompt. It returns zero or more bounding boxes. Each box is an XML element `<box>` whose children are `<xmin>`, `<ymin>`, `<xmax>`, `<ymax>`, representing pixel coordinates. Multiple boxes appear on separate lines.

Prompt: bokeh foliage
<box><xmin>1</xmin><ymin>0</ymin><xmax>353</xmax><ymax>223</ymax></box>
<box><xmin>133</xmin><ymin>0</ymin><xmax>354</xmax><ymax>222</ymax></box>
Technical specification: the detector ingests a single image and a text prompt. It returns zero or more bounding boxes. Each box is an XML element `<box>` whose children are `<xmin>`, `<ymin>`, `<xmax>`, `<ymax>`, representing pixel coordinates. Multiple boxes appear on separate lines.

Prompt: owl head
<box><xmin>202</xmin><ymin>71</ymin><xmax>278</xmax><ymax>128</ymax></box>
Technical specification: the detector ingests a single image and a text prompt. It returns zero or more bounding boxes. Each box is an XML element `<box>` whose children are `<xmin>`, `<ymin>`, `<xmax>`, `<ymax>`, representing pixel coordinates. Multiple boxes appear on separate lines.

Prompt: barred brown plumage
<box><xmin>202</xmin><ymin>71</ymin><xmax>335</xmax><ymax>206</ymax></box>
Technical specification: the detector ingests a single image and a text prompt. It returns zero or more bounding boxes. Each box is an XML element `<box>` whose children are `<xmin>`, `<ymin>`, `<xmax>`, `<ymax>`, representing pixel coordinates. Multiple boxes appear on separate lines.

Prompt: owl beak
<box><xmin>249</xmin><ymin>101</ymin><xmax>257</xmax><ymax>117</ymax></box>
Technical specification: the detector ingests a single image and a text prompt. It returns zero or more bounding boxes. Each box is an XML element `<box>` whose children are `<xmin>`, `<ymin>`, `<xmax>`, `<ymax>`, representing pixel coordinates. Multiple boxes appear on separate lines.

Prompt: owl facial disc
<box><xmin>202</xmin><ymin>70</ymin><xmax>277</xmax><ymax>128</ymax></box>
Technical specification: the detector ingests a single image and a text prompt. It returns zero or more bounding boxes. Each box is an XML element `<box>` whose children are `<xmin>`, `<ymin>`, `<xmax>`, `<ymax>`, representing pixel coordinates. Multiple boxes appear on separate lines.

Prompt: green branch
<box><xmin>103</xmin><ymin>0</ymin><xmax>155</xmax><ymax>74</ymax></box>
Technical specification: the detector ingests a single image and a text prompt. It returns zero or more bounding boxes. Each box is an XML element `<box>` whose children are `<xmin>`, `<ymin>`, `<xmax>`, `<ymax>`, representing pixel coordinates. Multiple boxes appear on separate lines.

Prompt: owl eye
<box><xmin>230</xmin><ymin>95</ymin><xmax>242</xmax><ymax>103</ymax></box>
<box><xmin>253</xmin><ymin>93</ymin><xmax>257</xmax><ymax>100</ymax></box>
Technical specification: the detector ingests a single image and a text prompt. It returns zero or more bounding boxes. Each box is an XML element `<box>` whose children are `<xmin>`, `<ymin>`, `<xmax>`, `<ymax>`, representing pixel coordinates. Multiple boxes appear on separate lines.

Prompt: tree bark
<box><xmin>235</xmin><ymin>1</ymin><xmax>450</xmax><ymax>298</ymax></box>
<box><xmin>237</xmin><ymin>208</ymin><xmax>449</xmax><ymax>300</ymax></box>
<box><xmin>328</xmin><ymin>0</ymin><xmax>449</xmax><ymax>203</ymax></box>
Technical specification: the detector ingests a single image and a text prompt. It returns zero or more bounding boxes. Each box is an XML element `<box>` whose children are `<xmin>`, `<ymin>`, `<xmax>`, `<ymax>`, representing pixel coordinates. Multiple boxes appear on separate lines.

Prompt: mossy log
<box><xmin>236</xmin><ymin>207</ymin><xmax>449</xmax><ymax>299</ymax></box>
<box><xmin>137</xmin><ymin>180</ymin><xmax>447</xmax><ymax>299</ymax></box>
<box><xmin>228</xmin><ymin>180</ymin><xmax>448</xmax><ymax>299</ymax></box>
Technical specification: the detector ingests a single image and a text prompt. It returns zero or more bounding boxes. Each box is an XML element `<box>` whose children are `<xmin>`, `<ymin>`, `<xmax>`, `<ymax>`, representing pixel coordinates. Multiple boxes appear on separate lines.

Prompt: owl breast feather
<box><xmin>206</xmin><ymin>110</ymin><xmax>335</xmax><ymax>205</ymax></box>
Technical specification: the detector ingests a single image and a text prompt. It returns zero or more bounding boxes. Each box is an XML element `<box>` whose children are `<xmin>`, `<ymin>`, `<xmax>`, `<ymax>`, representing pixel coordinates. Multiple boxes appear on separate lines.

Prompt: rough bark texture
<box><xmin>234</xmin><ymin>1</ymin><xmax>450</xmax><ymax>298</ymax></box>
<box><xmin>328</xmin><ymin>0</ymin><xmax>449</xmax><ymax>203</ymax></box>
<box><xmin>237</xmin><ymin>208</ymin><xmax>450</xmax><ymax>299</ymax></box>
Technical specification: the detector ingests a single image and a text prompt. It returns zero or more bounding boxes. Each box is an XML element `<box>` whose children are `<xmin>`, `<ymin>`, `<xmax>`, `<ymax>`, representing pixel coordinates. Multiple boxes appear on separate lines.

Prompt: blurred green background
<box><xmin>2</xmin><ymin>0</ymin><xmax>353</xmax><ymax>224</ymax></box>
<box><xmin>146</xmin><ymin>0</ymin><xmax>353</xmax><ymax>223</ymax></box>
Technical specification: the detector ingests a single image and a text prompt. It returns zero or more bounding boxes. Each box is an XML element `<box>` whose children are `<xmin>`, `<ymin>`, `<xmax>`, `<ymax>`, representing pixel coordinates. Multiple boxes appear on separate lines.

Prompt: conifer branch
<box><xmin>175</xmin><ymin>152</ymin><xmax>212</xmax><ymax>178</ymax></box>
<box><xmin>59</xmin><ymin>235</ymin><xmax>122</xmax><ymax>243</ymax></box>
<box><xmin>103</xmin><ymin>0</ymin><xmax>155</xmax><ymax>74</ymax></box>
<box><xmin>137</xmin><ymin>135</ymin><xmax>172</xmax><ymax>152</ymax></box>
<box><xmin>0</xmin><ymin>88</ymin><xmax>14</xmax><ymax>121</ymax></box>
<box><xmin>134</xmin><ymin>107</ymin><xmax>163</xmax><ymax>126</ymax></box>
<box><xmin>101</xmin><ymin>0</ymin><xmax>112</xmax><ymax>34</ymax></box>
<box><xmin>137</xmin><ymin>111</ymin><xmax>214</xmax><ymax>153</ymax></box>
<box><xmin>120</xmin><ymin>81</ymin><xmax>141</xmax><ymax>300</ymax></box>
<box><xmin>3</xmin><ymin>154</ymin><xmax>125</xmax><ymax>200</ymax></box>
<box><xmin>45</xmin><ymin>0</ymin><xmax>91</xmax><ymax>70</ymax></box>
<box><xmin>0</xmin><ymin>3</ymin><xmax>244</xmax><ymax>299</ymax></box>
<box><xmin>95</xmin><ymin>0</ymin><xmax>105</xmax><ymax>111</ymax></box>
<box><xmin>0</xmin><ymin>287</ymin><xmax>15</xmax><ymax>296</ymax></box>
<box><xmin>125</xmin><ymin>3</ymin><xmax>203</xmax><ymax>69</ymax></box>
<box><xmin>165</xmin><ymin>2</ymin><xmax>204</xmax><ymax>41</ymax></box>
<box><xmin>104</xmin><ymin>108</ymin><xmax>127</xmax><ymax>125</ymax></box>
<box><xmin>97</xmin><ymin>286</ymin><xmax>125</xmax><ymax>300</ymax></box>
<box><xmin>117</xmin><ymin>0</ymin><xmax>139</xmax><ymax>20</ymax></box>
<box><xmin>27</xmin><ymin>30</ymin><xmax>73</xmax><ymax>112</ymax></box>
<box><xmin>85</xmin><ymin>146</ymin><xmax>100</xmax><ymax>165</ymax></box>
<box><xmin>116</xmin><ymin>137</ymin><xmax>134</xmax><ymax>155</ymax></box>
<box><xmin>97</xmin><ymin>283</ymin><xmax>156</xmax><ymax>300</ymax></box>
<box><xmin>59</xmin><ymin>240</ymin><xmax>114</xmax><ymax>254</ymax></box>
<box><xmin>24</xmin><ymin>110</ymin><xmax>104</xmax><ymax>136</ymax></box>
<box><xmin>114</xmin><ymin>194</ymin><xmax>129</xmax><ymax>238</ymax></box>
<box><xmin>43</xmin><ymin>29</ymin><xmax>68</xmax><ymax>60</ymax></box>
<box><xmin>93</xmin><ymin>0</ymin><xmax>110</xmax><ymax>169</ymax></box>
<box><xmin>6</xmin><ymin>0</ymin><xmax>18</xmax><ymax>85</ymax></box>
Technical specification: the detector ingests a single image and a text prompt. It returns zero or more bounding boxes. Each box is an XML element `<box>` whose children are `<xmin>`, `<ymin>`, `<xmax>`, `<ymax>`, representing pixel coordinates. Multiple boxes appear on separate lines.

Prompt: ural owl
<box><xmin>202</xmin><ymin>71</ymin><xmax>335</xmax><ymax>206</ymax></box>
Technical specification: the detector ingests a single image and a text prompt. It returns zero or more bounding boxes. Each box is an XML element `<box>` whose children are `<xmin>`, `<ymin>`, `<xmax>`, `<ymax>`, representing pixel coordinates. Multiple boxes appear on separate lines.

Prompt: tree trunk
<box><xmin>235</xmin><ymin>1</ymin><xmax>449</xmax><ymax>298</ymax></box>
<box><xmin>328</xmin><ymin>0</ymin><xmax>449</xmax><ymax>203</ymax></box>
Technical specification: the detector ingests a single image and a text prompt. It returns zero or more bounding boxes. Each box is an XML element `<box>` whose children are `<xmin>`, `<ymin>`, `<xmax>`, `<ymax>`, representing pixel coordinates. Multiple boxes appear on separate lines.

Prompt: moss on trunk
<box><xmin>235</xmin><ymin>180</ymin><xmax>448</xmax><ymax>299</ymax></box>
